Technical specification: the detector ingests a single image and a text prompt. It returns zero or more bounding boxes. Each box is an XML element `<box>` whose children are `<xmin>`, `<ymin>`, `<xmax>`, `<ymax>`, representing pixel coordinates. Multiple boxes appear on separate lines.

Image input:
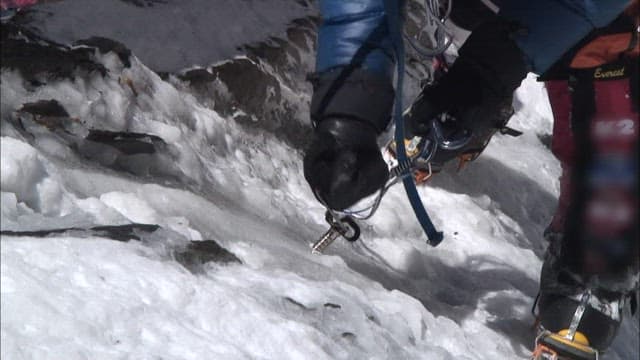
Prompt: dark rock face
<box><xmin>3</xmin><ymin>12</ymin><xmax>319</xmax><ymax>153</ymax></box>
<box><xmin>177</xmin><ymin>16</ymin><xmax>319</xmax><ymax>151</ymax></box>
<box><xmin>11</xmin><ymin>98</ymin><xmax>178</xmax><ymax>178</ymax></box>
<box><xmin>16</xmin><ymin>99</ymin><xmax>72</xmax><ymax>130</ymax></box>
<box><xmin>91</xmin><ymin>223</ymin><xmax>161</xmax><ymax>241</ymax></box>
<box><xmin>174</xmin><ymin>240</ymin><xmax>242</xmax><ymax>273</ymax></box>
<box><xmin>74</xmin><ymin>36</ymin><xmax>132</xmax><ymax>67</ymax></box>
<box><xmin>9</xmin><ymin>0</ymin><xmax>316</xmax><ymax>72</ymax></box>
<box><xmin>78</xmin><ymin>130</ymin><xmax>180</xmax><ymax>177</ymax></box>
<box><xmin>19</xmin><ymin>99</ymin><xmax>70</xmax><ymax>117</ymax></box>
<box><xmin>213</xmin><ymin>58</ymin><xmax>282</xmax><ymax>117</ymax></box>
<box><xmin>1</xmin><ymin>20</ymin><xmax>137</xmax><ymax>85</ymax></box>
<box><xmin>178</xmin><ymin>68</ymin><xmax>217</xmax><ymax>85</ymax></box>
<box><xmin>0</xmin><ymin>223</ymin><xmax>161</xmax><ymax>241</ymax></box>
<box><xmin>1</xmin><ymin>224</ymin><xmax>242</xmax><ymax>270</ymax></box>
<box><xmin>85</xmin><ymin>130</ymin><xmax>165</xmax><ymax>156</ymax></box>
<box><xmin>1</xmin><ymin>22</ymin><xmax>107</xmax><ymax>83</ymax></box>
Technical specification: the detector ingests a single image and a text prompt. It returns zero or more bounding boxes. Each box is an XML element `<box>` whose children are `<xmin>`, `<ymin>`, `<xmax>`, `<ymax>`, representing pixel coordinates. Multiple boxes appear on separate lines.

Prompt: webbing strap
<box><xmin>384</xmin><ymin>0</ymin><xmax>443</xmax><ymax>246</ymax></box>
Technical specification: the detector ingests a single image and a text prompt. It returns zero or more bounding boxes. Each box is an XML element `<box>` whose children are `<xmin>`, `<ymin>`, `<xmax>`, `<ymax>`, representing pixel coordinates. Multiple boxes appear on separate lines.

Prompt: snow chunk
<box><xmin>0</xmin><ymin>137</ymin><xmax>47</xmax><ymax>210</ymax></box>
<box><xmin>100</xmin><ymin>191</ymin><xmax>159</xmax><ymax>225</ymax></box>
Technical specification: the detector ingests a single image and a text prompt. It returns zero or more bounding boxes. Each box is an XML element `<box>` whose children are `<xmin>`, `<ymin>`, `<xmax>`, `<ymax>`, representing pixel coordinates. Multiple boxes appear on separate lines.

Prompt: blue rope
<box><xmin>383</xmin><ymin>0</ymin><xmax>443</xmax><ymax>246</ymax></box>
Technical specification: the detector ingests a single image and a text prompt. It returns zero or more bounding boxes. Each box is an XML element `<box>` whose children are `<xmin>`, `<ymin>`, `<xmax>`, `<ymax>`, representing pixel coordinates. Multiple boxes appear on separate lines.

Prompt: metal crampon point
<box><xmin>311</xmin><ymin>211</ymin><xmax>360</xmax><ymax>254</ymax></box>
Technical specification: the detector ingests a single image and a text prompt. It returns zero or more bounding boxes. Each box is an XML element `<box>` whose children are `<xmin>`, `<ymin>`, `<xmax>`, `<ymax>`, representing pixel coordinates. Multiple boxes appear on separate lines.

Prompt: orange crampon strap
<box><xmin>532</xmin><ymin>343</ymin><xmax>561</xmax><ymax>360</ymax></box>
<box><xmin>456</xmin><ymin>152</ymin><xmax>479</xmax><ymax>172</ymax></box>
<box><xmin>413</xmin><ymin>167</ymin><xmax>433</xmax><ymax>185</ymax></box>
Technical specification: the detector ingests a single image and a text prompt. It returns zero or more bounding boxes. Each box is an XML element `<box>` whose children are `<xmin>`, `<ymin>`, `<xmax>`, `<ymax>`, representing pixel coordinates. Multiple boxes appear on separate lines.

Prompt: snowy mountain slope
<box><xmin>1</xmin><ymin>3</ymin><xmax>638</xmax><ymax>360</ymax></box>
<box><xmin>9</xmin><ymin>0</ymin><xmax>316</xmax><ymax>72</ymax></box>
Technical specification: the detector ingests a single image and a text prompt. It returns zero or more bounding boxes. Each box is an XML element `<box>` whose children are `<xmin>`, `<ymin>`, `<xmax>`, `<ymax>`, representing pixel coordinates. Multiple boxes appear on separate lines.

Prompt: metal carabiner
<box><xmin>430</xmin><ymin>117</ymin><xmax>472</xmax><ymax>151</ymax></box>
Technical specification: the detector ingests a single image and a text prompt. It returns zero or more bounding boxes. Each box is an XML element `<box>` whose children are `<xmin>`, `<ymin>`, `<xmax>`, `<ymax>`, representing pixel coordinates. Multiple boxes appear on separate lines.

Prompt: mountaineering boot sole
<box><xmin>532</xmin><ymin>330</ymin><xmax>598</xmax><ymax>360</ymax></box>
<box><xmin>531</xmin><ymin>283</ymin><xmax>627</xmax><ymax>359</ymax></box>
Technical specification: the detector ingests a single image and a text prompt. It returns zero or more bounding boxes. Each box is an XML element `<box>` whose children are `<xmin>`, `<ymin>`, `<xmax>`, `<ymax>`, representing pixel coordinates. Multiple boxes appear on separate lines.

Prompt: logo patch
<box><xmin>594</xmin><ymin>66</ymin><xmax>626</xmax><ymax>79</ymax></box>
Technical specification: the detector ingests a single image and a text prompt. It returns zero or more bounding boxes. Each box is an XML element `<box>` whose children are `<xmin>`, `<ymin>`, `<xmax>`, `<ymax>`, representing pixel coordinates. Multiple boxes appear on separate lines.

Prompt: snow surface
<box><xmin>1</xmin><ymin>21</ymin><xmax>639</xmax><ymax>360</ymax></box>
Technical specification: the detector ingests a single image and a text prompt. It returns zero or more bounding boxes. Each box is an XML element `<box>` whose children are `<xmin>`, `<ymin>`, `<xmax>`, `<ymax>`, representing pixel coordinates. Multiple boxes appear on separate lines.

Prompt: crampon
<box><xmin>532</xmin><ymin>330</ymin><xmax>599</xmax><ymax>360</ymax></box>
<box><xmin>384</xmin><ymin>136</ymin><xmax>436</xmax><ymax>185</ymax></box>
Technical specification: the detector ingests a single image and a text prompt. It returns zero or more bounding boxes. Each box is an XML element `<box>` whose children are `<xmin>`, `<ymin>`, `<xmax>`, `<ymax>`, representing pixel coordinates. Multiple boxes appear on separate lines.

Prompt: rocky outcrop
<box><xmin>1</xmin><ymin>224</ymin><xmax>242</xmax><ymax>272</ymax></box>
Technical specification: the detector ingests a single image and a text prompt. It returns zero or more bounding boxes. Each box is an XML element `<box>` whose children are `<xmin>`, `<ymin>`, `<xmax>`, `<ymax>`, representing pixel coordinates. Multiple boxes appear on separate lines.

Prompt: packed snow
<box><xmin>1</xmin><ymin>6</ymin><xmax>639</xmax><ymax>360</ymax></box>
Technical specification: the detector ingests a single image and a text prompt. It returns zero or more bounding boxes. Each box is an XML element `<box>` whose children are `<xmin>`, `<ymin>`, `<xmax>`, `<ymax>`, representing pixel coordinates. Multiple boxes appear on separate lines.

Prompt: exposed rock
<box><xmin>16</xmin><ymin>99</ymin><xmax>74</xmax><ymax>130</ymax></box>
<box><xmin>18</xmin><ymin>99</ymin><xmax>69</xmax><ymax>118</ymax></box>
<box><xmin>12</xmin><ymin>104</ymin><xmax>180</xmax><ymax>179</ymax></box>
<box><xmin>178</xmin><ymin>68</ymin><xmax>217</xmax><ymax>85</ymax></box>
<box><xmin>0</xmin><ymin>223</ymin><xmax>160</xmax><ymax>242</ymax></box>
<box><xmin>243</xmin><ymin>16</ymin><xmax>318</xmax><ymax>91</ymax></box>
<box><xmin>174</xmin><ymin>240</ymin><xmax>242</xmax><ymax>273</ymax></box>
<box><xmin>177</xmin><ymin>16</ymin><xmax>319</xmax><ymax>151</ymax></box>
<box><xmin>11</xmin><ymin>100</ymin><xmax>175</xmax><ymax>177</ymax></box>
<box><xmin>1</xmin><ymin>225</ymin><xmax>241</xmax><ymax>270</ymax></box>
<box><xmin>537</xmin><ymin>133</ymin><xmax>553</xmax><ymax>151</ymax></box>
<box><xmin>75</xmin><ymin>36</ymin><xmax>133</xmax><ymax>67</ymax></box>
<box><xmin>323</xmin><ymin>303</ymin><xmax>341</xmax><ymax>309</ymax></box>
<box><xmin>91</xmin><ymin>223</ymin><xmax>160</xmax><ymax>241</ymax></box>
<box><xmin>85</xmin><ymin>130</ymin><xmax>165</xmax><ymax>155</ymax></box>
<box><xmin>284</xmin><ymin>297</ymin><xmax>312</xmax><ymax>310</ymax></box>
<box><xmin>212</xmin><ymin>57</ymin><xmax>282</xmax><ymax>118</ymax></box>
<box><xmin>341</xmin><ymin>332</ymin><xmax>356</xmax><ymax>341</ymax></box>
<box><xmin>1</xmin><ymin>22</ymin><xmax>107</xmax><ymax>83</ymax></box>
<box><xmin>14</xmin><ymin>99</ymin><xmax>87</xmax><ymax>137</ymax></box>
<box><xmin>367</xmin><ymin>314</ymin><xmax>380</xmax><ymax>325</ymax></box>
<box><xmin>76</xmin><ymin>131</ymin><xmax>180</xmax><ymax>178</ymax></box>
